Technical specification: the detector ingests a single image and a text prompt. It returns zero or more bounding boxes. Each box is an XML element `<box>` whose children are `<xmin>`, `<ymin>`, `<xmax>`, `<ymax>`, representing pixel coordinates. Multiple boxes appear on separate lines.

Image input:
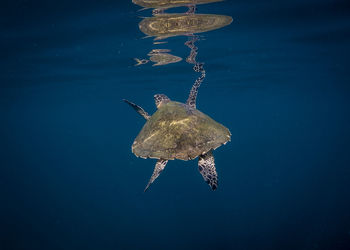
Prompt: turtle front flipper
<box><xmin>198</xmin><ymin>150</ymin><xmax>218</xmax><ymax>190</ymax></box>
<box><xmin>144</xmin><ymin>159</ymin><xmax>168</xmax><ymax>192</ymax></box>
<box><xmin>123</xmin><ymin>99</ymin><xmax>150</xmax><ymax>120</ymax></box>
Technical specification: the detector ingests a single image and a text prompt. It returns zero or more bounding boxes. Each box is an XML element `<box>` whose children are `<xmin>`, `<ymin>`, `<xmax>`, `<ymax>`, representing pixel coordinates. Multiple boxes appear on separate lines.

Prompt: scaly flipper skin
<box><xmin>186</xmin><ymin>63</ymin><xmax>206</xmax><ymax>108</ymax></box>
<box><xmin>154</xmin><ymin>94</ymin><xmax>170</xmax><ymax>108</ymax></box>
<box><xmin>123</xmin><ymin>99</ymin><xmax>150</xmax><ymax>120</ymax></box>
<box><xmin>144</xmin><ymin>159</ymin><xmax>168</xmax><ymax>192</ymax></box>
<box><xmin>198</xmin><ymin>150</ymin><xmax>218</xmax><ymax>190</ymax></box>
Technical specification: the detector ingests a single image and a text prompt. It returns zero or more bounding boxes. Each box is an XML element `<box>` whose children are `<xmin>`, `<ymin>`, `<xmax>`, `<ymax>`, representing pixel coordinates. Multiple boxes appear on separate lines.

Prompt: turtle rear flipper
<box><xmin>198</xmin><ymin>150</ymin><xmax>218</xmax><ymax>190</ymax></box>
<box><xmin>144</xmin><ymin>159</ymin><xmax>168</xmax><ymax>192</ymax></box>
<box><xmin>123</xmin><ymin>99</ymin><xmax>150</xmax><ymax>120</ymax></box>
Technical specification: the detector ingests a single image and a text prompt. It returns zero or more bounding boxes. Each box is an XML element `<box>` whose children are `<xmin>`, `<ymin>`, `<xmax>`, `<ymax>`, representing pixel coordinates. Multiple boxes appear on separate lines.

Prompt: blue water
<box><xmin>1</xmin><ymin>1</ymin><xmax>350</xmax><ymax>249</ymax></box>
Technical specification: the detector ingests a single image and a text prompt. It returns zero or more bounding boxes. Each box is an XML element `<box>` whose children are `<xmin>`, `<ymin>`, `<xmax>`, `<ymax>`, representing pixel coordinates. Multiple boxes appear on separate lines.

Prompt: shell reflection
<box><xmin>132</xmin><ymin>0</ymin><xmax>223</xmax><ymax>9</ymax></box>
<box><xmin>148</xmin><ymin>49</ymin><xmax>171</xmax><ymax>55</ymax></box>
<box><xmin>135</xmin><ymin>49</ymin><xmax>182</xmax><ymax>66</ymax></box>
<box><xmin>139</xmin><ymin>14</ymin><xmax>232</xmax><ymax>39</ymax></box>
<box><xmin>149</xmin><ymin>52</ymin><xmax>182</xmax><ymax>66</ymax></box>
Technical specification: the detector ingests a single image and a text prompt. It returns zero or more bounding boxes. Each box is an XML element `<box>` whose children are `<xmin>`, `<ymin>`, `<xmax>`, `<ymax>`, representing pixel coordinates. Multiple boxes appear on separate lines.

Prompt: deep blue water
<box><xmin>1</xmin><ymin>0</ymin><xmax>350</xmax><ymax>249</ymax></box>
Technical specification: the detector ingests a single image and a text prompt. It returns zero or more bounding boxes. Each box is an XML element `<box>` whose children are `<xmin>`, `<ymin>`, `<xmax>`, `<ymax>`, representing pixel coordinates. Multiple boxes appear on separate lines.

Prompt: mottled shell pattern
<box><xmin>132</xmin><ymin>101</ymin><xmax>231</xmax><ymax>160</ymax></box>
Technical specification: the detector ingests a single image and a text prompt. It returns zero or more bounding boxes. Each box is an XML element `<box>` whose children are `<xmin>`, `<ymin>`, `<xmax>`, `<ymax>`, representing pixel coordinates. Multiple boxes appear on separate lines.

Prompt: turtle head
<box><xmin>154</xmin><ymin>94</ymin><xmax>170</xmax><ymax>108</ymax></box>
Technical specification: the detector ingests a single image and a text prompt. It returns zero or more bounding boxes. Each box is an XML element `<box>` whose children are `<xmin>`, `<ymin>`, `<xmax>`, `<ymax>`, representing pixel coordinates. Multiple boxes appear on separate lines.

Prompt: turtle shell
<box><xmin>132</xmin><ymin>101</ymin><xmax>231</xmax><ymax>160</ymax></box>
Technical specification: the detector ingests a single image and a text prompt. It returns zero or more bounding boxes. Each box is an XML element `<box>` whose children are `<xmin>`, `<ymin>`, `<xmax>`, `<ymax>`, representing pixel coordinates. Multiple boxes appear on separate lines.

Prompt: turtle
<box><xmin>139</xmin><ymin>13</ymin><xmax>233</xmax><ymax>40</ymax></box>
<box><xmin>124</xmin><ymin>64</ymin><xmax>231</xmax><ymax>191</ymax></box>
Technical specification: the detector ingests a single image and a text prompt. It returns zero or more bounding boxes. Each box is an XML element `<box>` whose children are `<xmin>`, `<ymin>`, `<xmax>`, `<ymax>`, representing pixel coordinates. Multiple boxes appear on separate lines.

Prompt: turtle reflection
<box><xmin>148</xmin><ymin>49</ymin><xmax>171</xmax><ymax>54</ymax></box>
<box><xmin>139</xmin><ymin>13</ymin><xmax>233</xmax><ymax>40</ymax></box>
<box><xmin>132</xmin><ymin>0</ymin><xmax>223</xmax><ymax>9</ymax></box>
<box><xmin>134</xmin><ymin>49</ymin><xmax>182</xmax><ymax>66</ymax></box>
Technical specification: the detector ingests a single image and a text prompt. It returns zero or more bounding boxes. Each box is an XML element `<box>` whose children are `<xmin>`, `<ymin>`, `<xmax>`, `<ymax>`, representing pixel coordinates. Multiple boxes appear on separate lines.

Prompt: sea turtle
<box><xmin>139</xmin><ymin>13</ymin><xmax>233</xmax><ymax>40</ymax></box>
<box><xmin>124</xmin><ymin>64</ymin><xmax>231</xmax><ymax>191</ymax></box>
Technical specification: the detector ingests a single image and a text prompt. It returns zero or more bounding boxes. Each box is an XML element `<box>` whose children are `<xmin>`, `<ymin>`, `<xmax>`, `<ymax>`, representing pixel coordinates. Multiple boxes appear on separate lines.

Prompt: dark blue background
<box><xmin>1</xmin><ymin>0</ymin><xmax>350</xmax><ymax>249</ymax></box>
